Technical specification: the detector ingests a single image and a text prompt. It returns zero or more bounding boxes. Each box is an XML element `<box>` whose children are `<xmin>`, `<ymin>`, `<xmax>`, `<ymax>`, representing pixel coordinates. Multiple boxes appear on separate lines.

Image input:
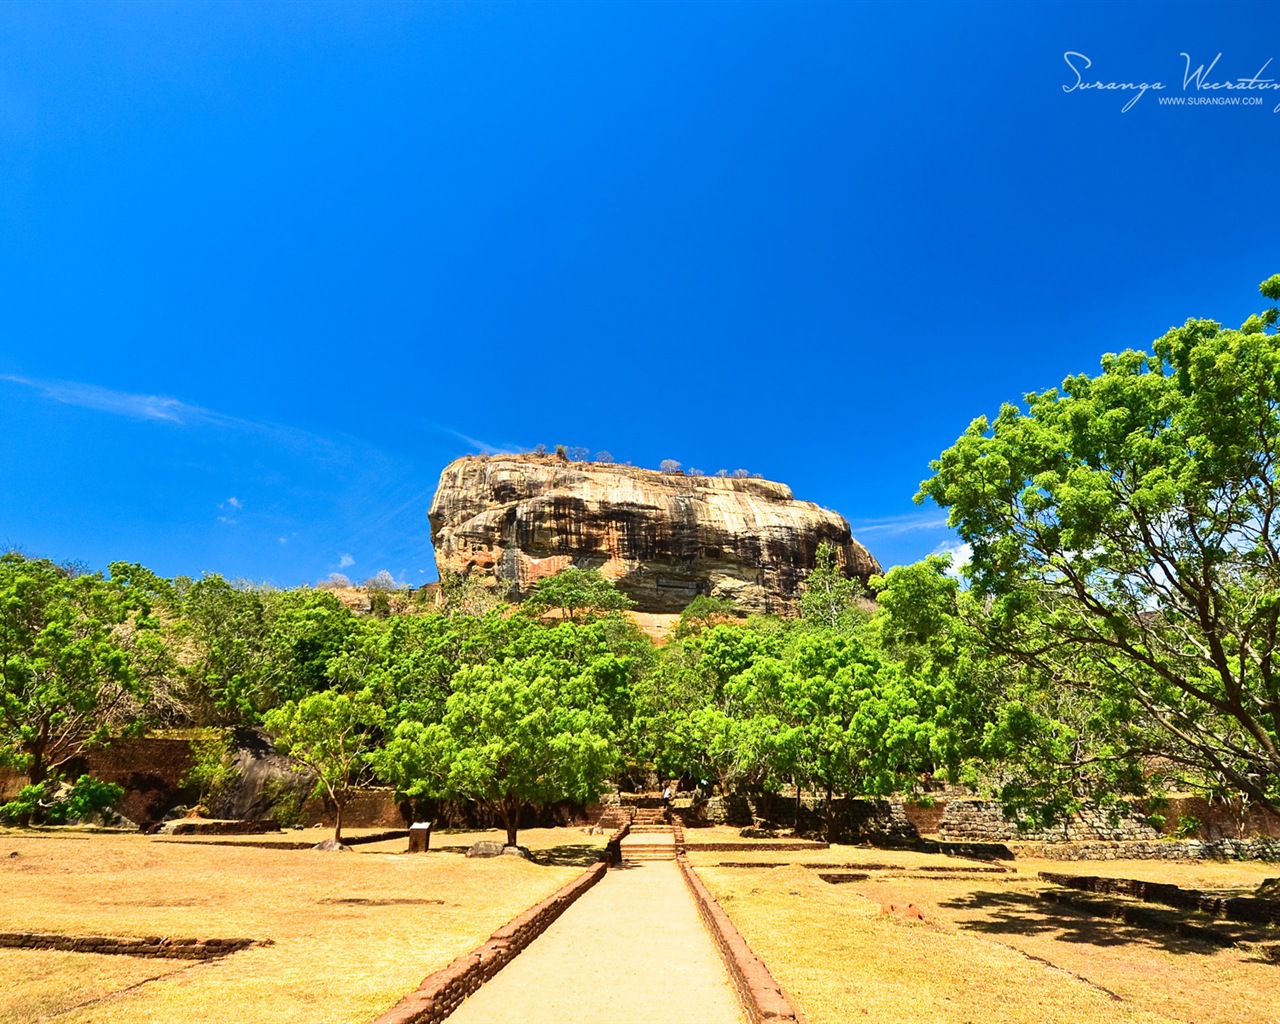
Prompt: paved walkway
<box><xmin>447</xmin><ymin>860</ymin><xmax>745</xmax><ymax>1024</ymax></box>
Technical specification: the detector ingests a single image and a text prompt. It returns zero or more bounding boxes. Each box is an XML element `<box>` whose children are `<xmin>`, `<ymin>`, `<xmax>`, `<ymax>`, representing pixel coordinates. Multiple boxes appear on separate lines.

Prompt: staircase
<box><xmin>620</xmin><ymin>795</ymin><xmax>675</xmax><ymax>861</ymax></box>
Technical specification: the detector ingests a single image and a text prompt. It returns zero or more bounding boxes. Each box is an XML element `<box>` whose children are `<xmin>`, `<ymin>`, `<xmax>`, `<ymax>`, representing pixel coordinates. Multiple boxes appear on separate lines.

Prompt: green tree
<box><xmin>919</xmin><ymin>275</ymin><xmax>1280</xmax><ymax>821</ymax></box>
<box><xmin>377</xmin><ymin>660</ymin><xmax>617</xmax><ymax>847</ymax></box>
<box><xmin>674</xmin><ymin>595</ymin><xmax>737</xmax><ymax>638</ymax></box>
<box><xmin>738</xmin><ymin>631</ymin><xmax>939</xmax><ymax>838</ymax></box>
<box><xmin>632</xmin><ymin>622</ymin><xmax>782</xmax><ymax>790</ymax></box>
<box><xmin>264</xmin><ymin>689</ymin><xmax>384</xmax><ymax>843</ymax></box>
<box><xmin>799</xmin><ymin>542</ymin><xmax>867</xmax><ymax>631</ymax></box>
<box><xmin>523</xmin><ymin>567</ymin><xmax>635</xmax><ymax>622</ymax></box>
<box><xmin>0</xmin><ymin>554</ymin><xmax>152</xmax><ymax>820</ymax></box>
<box><xmin>169</xmin><ymin>576</ymin><xmax>357</xmax><ymax>725</ymax></box>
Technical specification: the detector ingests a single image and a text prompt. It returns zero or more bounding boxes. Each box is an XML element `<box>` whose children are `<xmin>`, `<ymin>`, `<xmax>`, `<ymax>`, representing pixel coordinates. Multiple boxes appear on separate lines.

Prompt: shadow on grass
<box><xmin>941</xmin><ymin>889</ymin><xmax>1275</xmax><ymax>956</ymax></box>
<box><xmin>528</xmin><ymin>844</ymin><xmax>608</xmax><ymax>867</ymax></box>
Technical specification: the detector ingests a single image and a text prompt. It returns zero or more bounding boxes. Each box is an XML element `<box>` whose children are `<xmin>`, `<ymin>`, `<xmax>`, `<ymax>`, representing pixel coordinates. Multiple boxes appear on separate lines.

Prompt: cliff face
<box><xmin>428</xmin><ymin>455</ymin><xmax>880</xmax><ymax>615</ymax></box>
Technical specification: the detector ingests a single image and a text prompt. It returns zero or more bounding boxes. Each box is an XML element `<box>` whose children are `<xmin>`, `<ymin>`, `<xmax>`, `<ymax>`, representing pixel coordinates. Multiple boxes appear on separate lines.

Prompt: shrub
<box><xmin>0</xmin><ymin>775</ymin><xmax>124</xmax><ymax>826</ymax></box>
<box><xmin>182</xmin><ymin>733</ymin><xmax>241</xmax><ymax>810</ymax></box>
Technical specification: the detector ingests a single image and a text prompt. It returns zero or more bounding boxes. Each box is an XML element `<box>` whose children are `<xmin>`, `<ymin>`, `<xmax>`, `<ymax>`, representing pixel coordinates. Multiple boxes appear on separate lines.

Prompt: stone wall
<box><xmin>696</xmin><ymin>793</ymin><xmax>919</xmax><ymax>843</ymax></box>
<box><xmin>1010</xmin><ymin>837</ymin><xmax>1280</xmax><ymax>862</ymax></box>
<box><xmin>1038</xmin><ymin>872</ymin><xmax>1280</xmax><ymax>924</ymax></box>
<box><xmin>938</xmin><ymin>800</ymin><xmax>1162</xmax><ymax>843</ymax></box>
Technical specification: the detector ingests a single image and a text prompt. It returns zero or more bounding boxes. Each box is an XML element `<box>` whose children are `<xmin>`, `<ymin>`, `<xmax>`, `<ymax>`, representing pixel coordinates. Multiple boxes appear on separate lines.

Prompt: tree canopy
<box><xmin>919</xmin><ymin>275</ymin><xmax>1280</xmax><ymax>821</ymax></box>
<box><xmin>0</xmin><ymin>554</ymin><xmax>153</xmax><ymax>809</ymax></box>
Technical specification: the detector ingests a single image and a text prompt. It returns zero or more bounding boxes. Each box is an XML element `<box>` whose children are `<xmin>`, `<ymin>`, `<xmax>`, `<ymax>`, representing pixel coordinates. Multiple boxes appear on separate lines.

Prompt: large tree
<box><xmin>264</xmin><ymin>688</ymin><xmax>384</xmax><ymax>843</ymax></box>
<box><xmin>919</xmin><ymin>275</ymin><xmax>1280</xmax><ymax>820</ymax></box>
<box><xmin>0</xmin><ymin>555</ymin><xmax>152</xmax><ymax>814</ymax></box>
<box><xmin>376</xmin><ymin>657</ymin><xmax>618</xmax><ymax>847</ymax></box>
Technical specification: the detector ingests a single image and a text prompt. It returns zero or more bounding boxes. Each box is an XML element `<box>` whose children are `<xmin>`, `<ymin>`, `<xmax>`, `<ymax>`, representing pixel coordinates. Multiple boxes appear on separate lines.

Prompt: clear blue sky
<box><xmin>3</xmin><ymin>1</ymin><xmax>1279</xmax><ymax>585</ymax></box>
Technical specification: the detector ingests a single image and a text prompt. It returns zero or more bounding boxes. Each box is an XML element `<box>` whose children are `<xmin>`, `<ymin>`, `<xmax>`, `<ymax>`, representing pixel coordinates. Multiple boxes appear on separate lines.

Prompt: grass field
<box><xmin>686</xmin><ymin>838</ymin><xmax>1279</xmax><ymax>1024</ymax></box>
<box><xmin>0</xmin><ymin>826</ymin><xmax>605</xmax><ymax>1024</ymax></box>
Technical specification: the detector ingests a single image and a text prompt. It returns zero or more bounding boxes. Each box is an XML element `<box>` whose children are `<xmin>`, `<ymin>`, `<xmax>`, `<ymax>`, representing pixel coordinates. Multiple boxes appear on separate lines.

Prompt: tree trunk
<box><xmin>824</xmin><ymin>783</ymin><xmax>835</xmax><ymax>843</ymax></box>
<box><xmin>794</xmin><ymin>776</ymin><xmax>801</xmax><ymax>830</ymax></box>
<box><xmin>497</xmin><ymin>795</ymin><xmax>522</xmax><ymax>848</ymax></box>
<box><xmin>22</xmin><ymin>743</ymin><xmax>49</xmax><ymax>827</ymax></box>
<box><xmin>334</xmin><ymin>796</ymin><xmax>345</xmax><ymax>844</ymax></box>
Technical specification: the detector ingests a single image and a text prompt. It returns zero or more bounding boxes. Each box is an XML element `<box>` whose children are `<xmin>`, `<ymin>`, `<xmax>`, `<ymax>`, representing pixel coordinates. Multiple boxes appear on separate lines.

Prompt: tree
<box><xmin>0</xmin><ymin>554</ymin><xmax>151</xmax><ymax>820</ymax></box>
<box><xmin>919</xmin><ymin>275</ymin><xmax>1280</xmax><ymax>820</ymax></box>
<box><xmin>377</xmin><ymin>661</ymin><xmax>617</xmax><ymax>847</ymax></box>
<box><xmin>524</xmin><ymin>567</ymin><xmax>635</xmax><ymax>622</ymax></box>
<box><xmin>659</xmin><ymin>459</ymin><xmax>682</xmax><ymax>474</ymax></box>
<box><xmin>566</xmin><ymin>446</ymin><xmax>590</xmax><ymax>462</ymax></box>
<box><xmin>264</xmin><ymin>689</ymin><xmax>384</xmax><ymax>843</ymax></box>
<box><xmin>675</xmin><ymin>595</ymin><xmax>738</xmax><ymax>637</ymax></box>
<box><xmin>595</xmin><ymin>451</ymin><xmax>614</xmax><ymax>464</ymax></box>
<box><xmin>171</xmin><ymin>577</ymin><xmax>356</xmax><ymax>725</ymax></box>
<box><xmin>737</xmin><ymin>631</ymin><xmax>940</xmax><ymax>838</ymax></box>
<box><xmin>799</xmin><ymin>542</ymin><xmax>867</xmax><ymax>630</ymax></box>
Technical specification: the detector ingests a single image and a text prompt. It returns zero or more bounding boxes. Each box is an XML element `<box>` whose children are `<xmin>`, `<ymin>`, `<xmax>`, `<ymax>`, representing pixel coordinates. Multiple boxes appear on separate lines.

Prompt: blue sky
<box><xmin>3</xmin><ymin>1</ymin><xmax>1280</xmax><ymax>585</ymax></box>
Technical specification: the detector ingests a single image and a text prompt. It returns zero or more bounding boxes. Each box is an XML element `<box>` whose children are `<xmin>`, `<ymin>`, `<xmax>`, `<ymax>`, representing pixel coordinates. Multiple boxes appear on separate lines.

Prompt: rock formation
<box><xmin>428</xmin><ymin>454</ymin><xmax>880</xmax><ymax>615</ymax></box>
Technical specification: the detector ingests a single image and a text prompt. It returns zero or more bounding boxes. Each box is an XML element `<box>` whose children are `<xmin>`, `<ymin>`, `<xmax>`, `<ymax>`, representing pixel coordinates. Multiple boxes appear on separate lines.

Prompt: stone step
<box><xmin>623</xmin><ymin>849</ymin><xmax>677</xmax><ymax>861</ymax></box>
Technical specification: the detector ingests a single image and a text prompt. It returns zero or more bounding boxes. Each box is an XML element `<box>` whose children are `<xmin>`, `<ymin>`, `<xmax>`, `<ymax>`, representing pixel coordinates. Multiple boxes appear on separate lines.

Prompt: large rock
<box><xmin>428</xmin><ymin>454</ymin><xmax>880</xmax><ymax>615</ymax></box>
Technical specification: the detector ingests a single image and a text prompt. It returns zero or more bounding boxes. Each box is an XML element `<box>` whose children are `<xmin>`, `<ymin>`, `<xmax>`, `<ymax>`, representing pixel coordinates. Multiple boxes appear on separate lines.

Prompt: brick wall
<box><xmin>0</xmin><ymin>932</ymin><xmax>259</xmax><ymax>959</ymax></box>
<box><xmin>676</xmin><ymin>854</ymin><xmax>803</xmax><ymax>1024</ymax></box>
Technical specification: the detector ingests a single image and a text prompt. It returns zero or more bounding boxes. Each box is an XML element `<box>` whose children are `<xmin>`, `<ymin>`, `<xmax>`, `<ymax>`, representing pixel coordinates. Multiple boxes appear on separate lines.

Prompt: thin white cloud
<box><xmin>338</xmin><ymin>553</ymin><xmax>355</xmax><ymax>568</ymax></box>
<box><xmin>848</xmin><ymin>512</ymin><xmax>951</xmax><ymax>536</ymax></box>
<box><xmin>438</xmin><ymin>425</ymin><xmax>517</xmax><ymax>456</ymax></box>
<box><xmin>226</xmin><ymin>496</ymin><xmax>243</xmax><ymax>510</ymax></box>
<box><xmin>217</xmin><ymin>515</ymin><xmax>238</xmax><ymax>526</ymax></box>
<box><xmin>0</xmin><ymin>374</ymin><xmax>245</xmax><ymax>427</ymax></box>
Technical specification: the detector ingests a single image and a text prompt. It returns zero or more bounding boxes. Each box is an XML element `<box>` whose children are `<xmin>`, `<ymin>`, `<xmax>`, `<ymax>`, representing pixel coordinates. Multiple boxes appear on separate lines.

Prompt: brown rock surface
<box><xmin>428</xmin><ymin>454</ymin><xmax>880</xmax><ymax>615</ymax></box>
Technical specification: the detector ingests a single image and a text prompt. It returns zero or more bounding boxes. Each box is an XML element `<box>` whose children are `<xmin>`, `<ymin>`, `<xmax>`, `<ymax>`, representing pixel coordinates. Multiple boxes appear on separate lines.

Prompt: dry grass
<box><xmin>0</xmin><ymin>827</ymin><xmax>603</xmax><ymax>1024</ymax></box>
<box><xmin>692</xmin><ymin>844</ymin><xmax>1280</xmax><ymax>1024</ymax></box>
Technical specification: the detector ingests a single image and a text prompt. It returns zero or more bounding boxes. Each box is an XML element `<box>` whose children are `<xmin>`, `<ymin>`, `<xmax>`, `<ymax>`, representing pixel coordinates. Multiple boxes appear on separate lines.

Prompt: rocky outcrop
<box><xmin>428</xmin><ymin>455</ymin><xmax>880</xmax><ymax>615</ymax></box>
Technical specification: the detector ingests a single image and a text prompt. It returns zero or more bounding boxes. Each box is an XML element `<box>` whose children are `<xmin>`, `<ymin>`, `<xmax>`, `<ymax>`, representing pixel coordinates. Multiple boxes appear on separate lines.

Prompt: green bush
<box><xmin>264</xmin><ymin>776</ymin><xmax>306</xmax><ymax>828</ymax></box>
<box><xmin>0</xmin><ymin>775</ymin><xmax>124</xmax><ymax>825</ymax></box>
<box><xmin>1176</xmin><ymin>814</ymin><xmax>1202</xmax><ymax>839</ymax></box>
<box><xmin>181</xmin><ymin>734</ymin><xmax>240</xmax><ymax>809</ymax></box>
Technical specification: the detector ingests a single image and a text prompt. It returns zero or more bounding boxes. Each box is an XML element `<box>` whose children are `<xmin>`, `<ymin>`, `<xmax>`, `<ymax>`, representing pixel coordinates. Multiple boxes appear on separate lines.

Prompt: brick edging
<box><xmin>676</xmin><ymin>853</ymin><xmax>804</xmax><ymax>1024</ymax></box>
<box><xmin>0</xmin><ymin>932</ymin><xmax>261</xmax><ymax>959</ymax></box>
<box><xmin>368</xmin><ymin>859</ymin><xmax>610</xmax><ymax>1024</ymax></box>
<box><xmin>1039</xmin><ymin>871</ymin><xmax>1280</xmax><ymax>925</ymax></box>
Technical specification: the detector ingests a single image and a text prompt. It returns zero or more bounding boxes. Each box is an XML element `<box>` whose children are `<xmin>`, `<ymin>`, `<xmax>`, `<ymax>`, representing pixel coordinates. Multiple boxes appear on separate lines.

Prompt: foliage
<box><xmin>164</xmin><ymin>575</ymin><xmax>357</xmax><ymax>726</ymax></box>
<box><xmin>523</xmin><ymin>567</ymin><xmax>635</xmax><ymax>622</ymax></box>
<box><xmin>375</xmin><ymin>657</ymin><xmax>618</xmax><ymax>846</ymax></box>
<box><xmin>736</xmin><ymin>630</ymin><xmax>946</xmax><ymax>836</ymax></box>
<box><xmin>0</xmin><ymin>774</ymin><xmax>124</xmax><ymax>826</ymax></box>
<box><xmin>264</xmin><ymin>689</ymin><xmax>384</xmax><ymax>841</ymax></box>
<box><xmin>0</xmin><ymin>554</ymin><xmax>153</xmax><ymax>819</ymax></box>
<box><xmin>438</xmin><ymin>569</ymin><xmax>508</xmax><ymax>617</ymax></box>
<box><xmin>181</xmin><ymin>732</ymin><xmax>240</xmax><ymax>811</ymax></box>
<box><xmin>674</xmin><ymin>594</ymin><xmax>738</xmax><ymax>638</ymax></box>
<box><xmin>799</xmin><ymin>542</ymin><xmax>868</xmax><ymax>630</ymax></box>
<box><xmin>919</xmin><ymin>275</ymin><xmax>1280</xmax><ymax>820</ymax></box>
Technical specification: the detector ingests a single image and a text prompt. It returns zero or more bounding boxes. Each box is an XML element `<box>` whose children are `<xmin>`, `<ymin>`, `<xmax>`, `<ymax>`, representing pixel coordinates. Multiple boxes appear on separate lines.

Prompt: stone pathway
<box><xmin>446</xmin><ymin>859</ymin><xmax>745</xmax><ymax>1024</ymax></box>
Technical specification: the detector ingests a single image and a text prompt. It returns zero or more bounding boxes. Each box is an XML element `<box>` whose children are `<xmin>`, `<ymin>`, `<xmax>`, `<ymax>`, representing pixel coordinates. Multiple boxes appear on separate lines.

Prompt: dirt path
<box><xmin>447</xmin><ymin>860</ymin><xmax>745</xmax><ymax>1024</ymax></box>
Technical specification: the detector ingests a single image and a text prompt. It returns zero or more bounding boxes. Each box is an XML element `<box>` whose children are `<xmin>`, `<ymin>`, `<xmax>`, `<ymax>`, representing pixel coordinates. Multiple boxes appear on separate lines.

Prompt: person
<box><xmin>662</xmin><ymin>784</ymin><xmax>671</xmax><ymax>810</ymax></box>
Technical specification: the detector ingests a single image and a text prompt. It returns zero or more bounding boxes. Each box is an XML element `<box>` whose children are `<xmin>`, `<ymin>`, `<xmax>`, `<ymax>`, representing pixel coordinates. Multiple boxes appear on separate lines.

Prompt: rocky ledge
<box><xmin>428</xmin><ymin>454</ymin><xmax>880</xmax><ymax>615</ymax></box>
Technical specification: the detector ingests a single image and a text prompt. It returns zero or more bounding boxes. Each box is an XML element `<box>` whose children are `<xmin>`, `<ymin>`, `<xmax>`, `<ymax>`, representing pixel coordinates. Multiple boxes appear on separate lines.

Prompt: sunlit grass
<box><xmin>0</xmin><ymin>828</ymin><xmax>601</xmax><ymax>1023</ymax></box>
<box><xmin>694</xmin><ymin>846</ymin><xmax>1280</xmax><ymax>1024</ymax></box>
